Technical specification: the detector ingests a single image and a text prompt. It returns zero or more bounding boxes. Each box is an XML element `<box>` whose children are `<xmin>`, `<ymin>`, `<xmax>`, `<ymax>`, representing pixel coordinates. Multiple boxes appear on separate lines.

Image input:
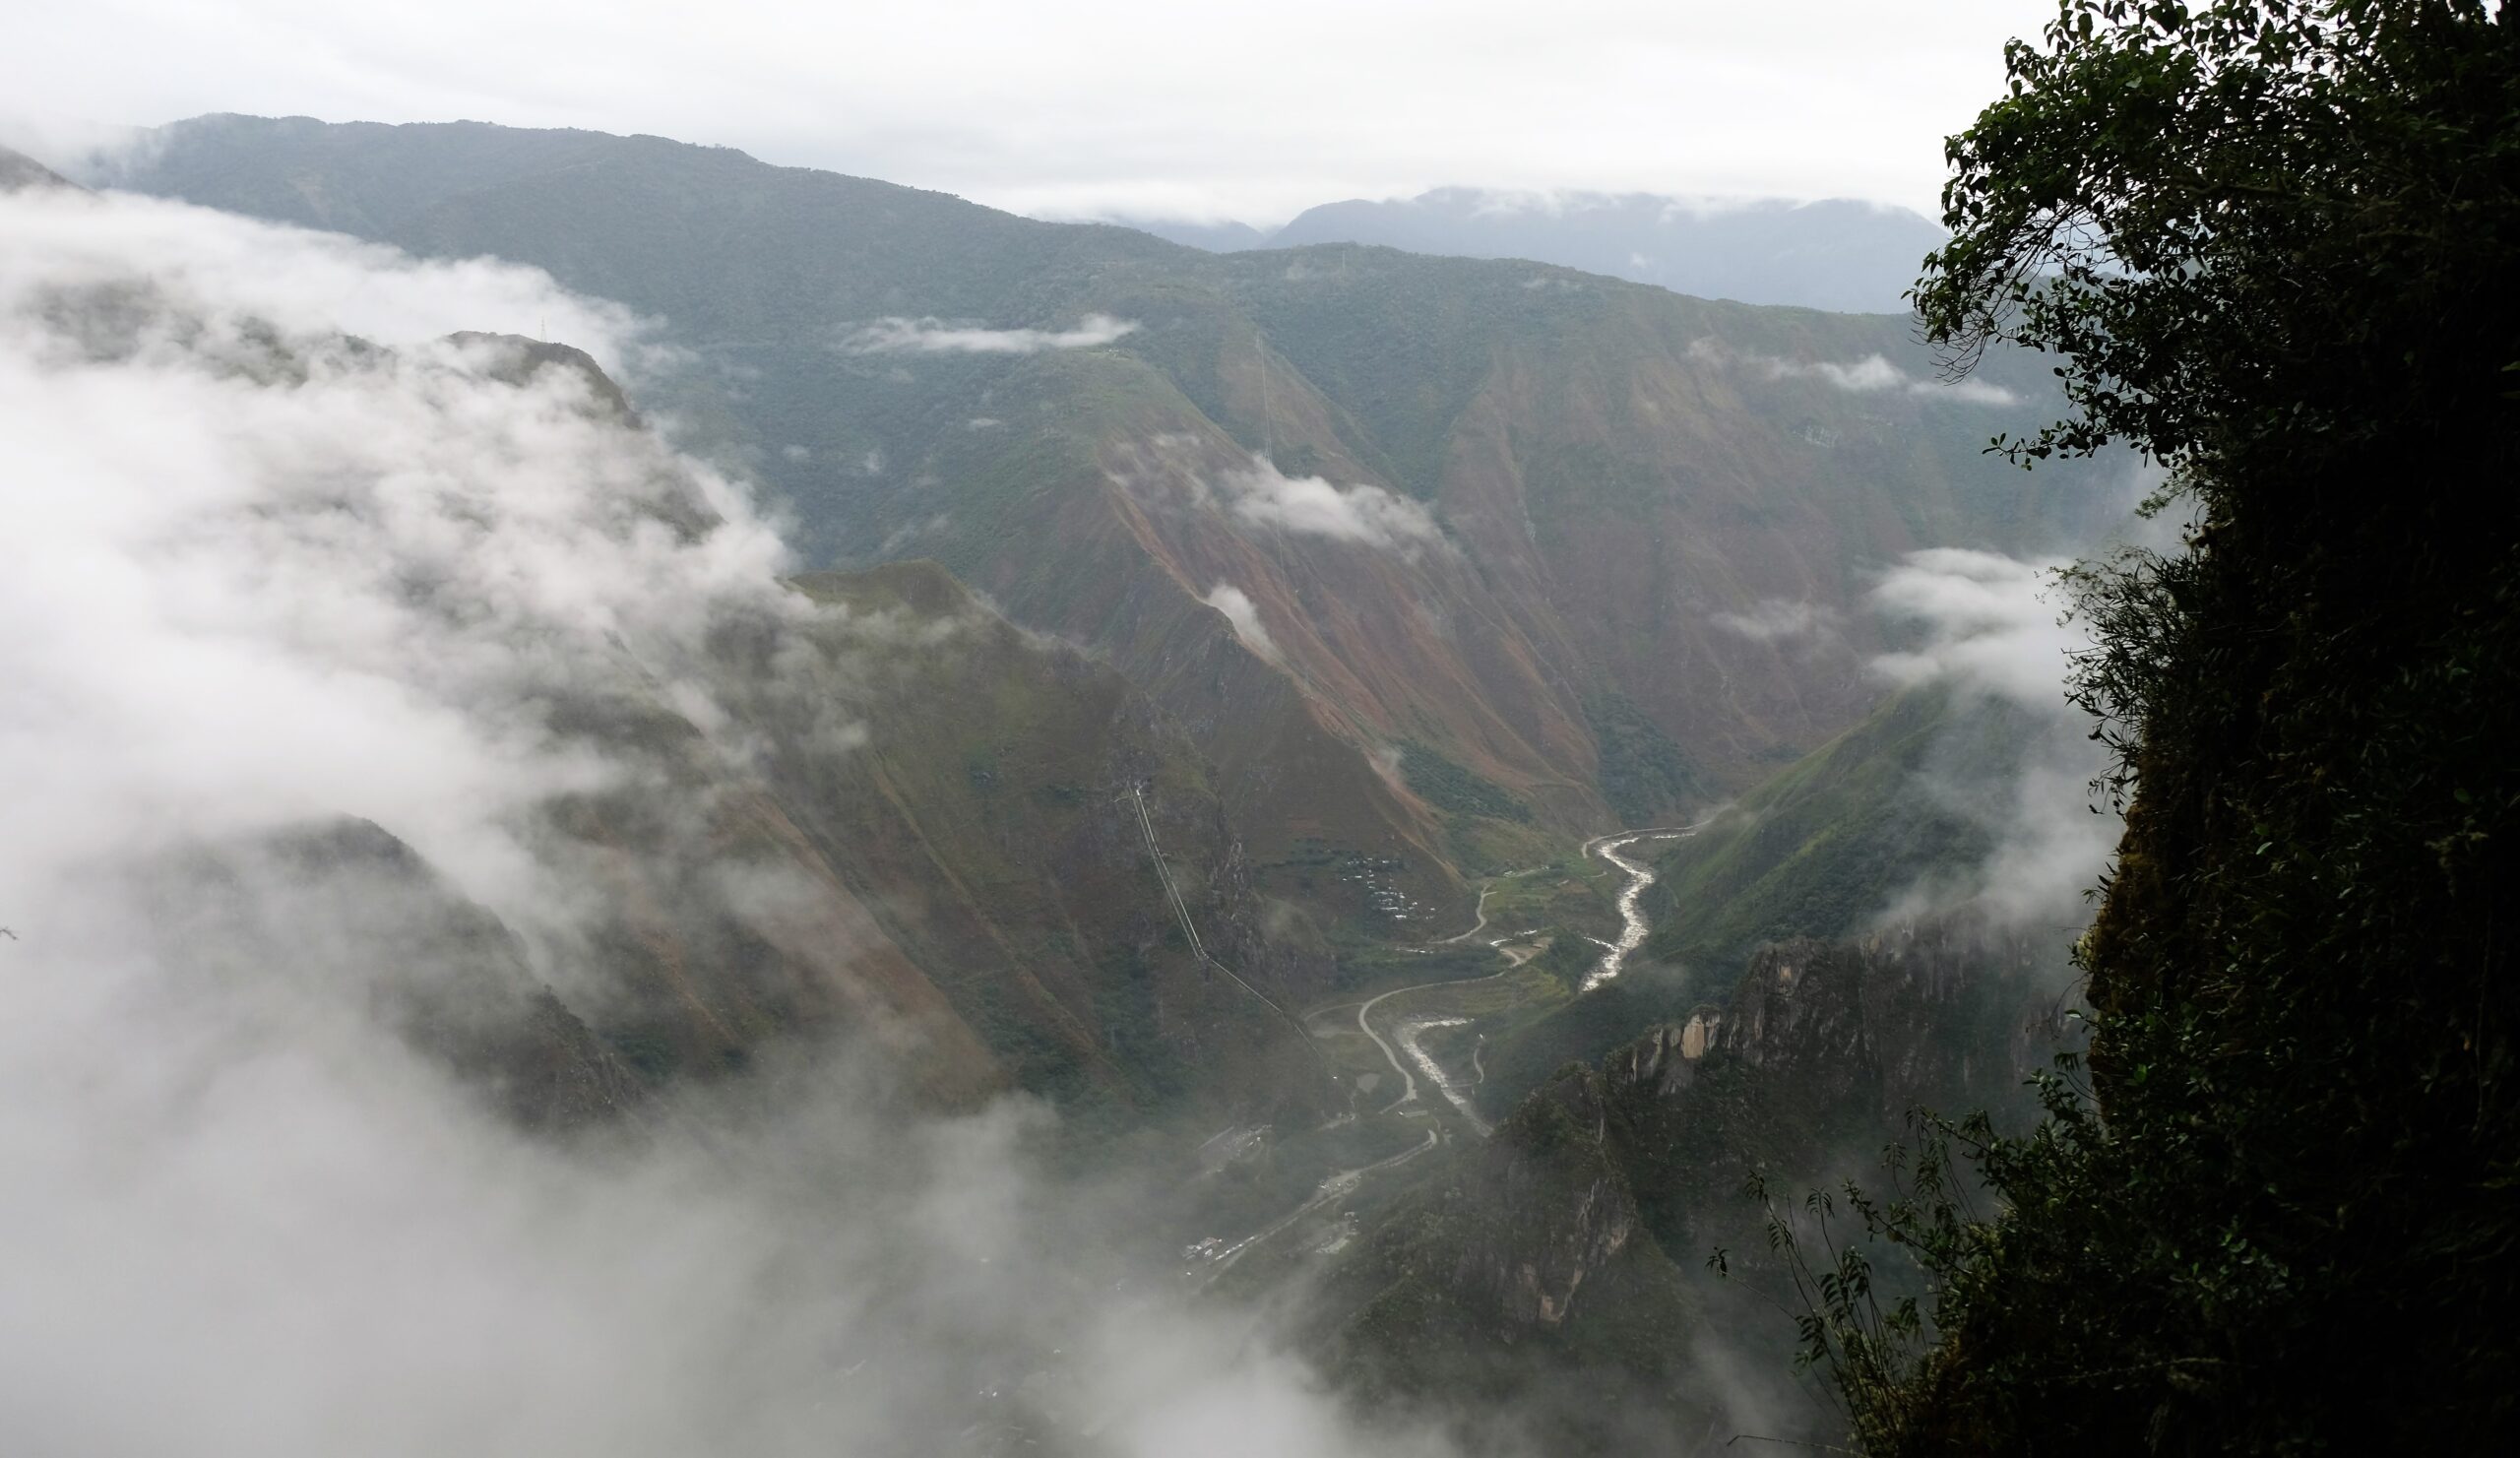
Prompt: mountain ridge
<box><xmin>1109</xmin><ymin>186</ymin><xmax>1946</xmax><ymax>313</ymax></box>
<box><xmin>89</xmin><ymin>113</ymin><xmax>2124</xmax><ymax>942</ymax></box>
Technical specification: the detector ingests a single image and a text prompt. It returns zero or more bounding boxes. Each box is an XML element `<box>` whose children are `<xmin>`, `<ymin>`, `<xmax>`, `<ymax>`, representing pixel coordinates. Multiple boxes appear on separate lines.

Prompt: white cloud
<box><xmin>1218</xmin><ymin>455</ymin><xmax>1443</xmax><ymax>551</ymax></box>
<box><xmin>1</xmin><ymin>3</ymin><xmax>2042</xmax><ymax>223</ymax></box>
<box><xmin>1937</xmin><ymin>376</ymin><xmax>2023</xmax><ymax>406</ymax></box>
<box><xmin>1865</xmin><ymin>548</ymin><xmax>2115</xmax><ymax>932</ymax></box>
<box><xmin>841</xmin><ymin>313</ymin><xmax>1137</xmax><ymax>355</ymax></box>
<box><xmin>1202</xmin><ymin>583</ymin><xmax>1282</xmax><ymax>663</ymax></box>
<box><xmin>1870</xmin><ymin>547</ymin><xmax>2084</xmax><ymax>703</ymax></box>
<box><xmin>1691</xmin><ymin>338</ymin><xmax>2021</xmax><ymax>406</ymax></box>
<box><xmin>0</xmin><ymin>185</ymin><xmax>1462</xmax><ymax>1458</ymax></box>
<box><xmin>0</xmin><ymin>188</ymin><xmax>776</xmax><ymax>914</ymax></box>
<box><xmin>1711</xmin><ymin>597</ymin><xmax>1834</xmax><ymax>642</ymax></box>
<box><xmin>1777</xmin><ymin>352</ymin><xmax>2018</xmax><ymax>405</ymax></box>
<box><xmin>1797</xmin><ymin>353</ymin><xmax>1908</xmax><ymax>392</ymax></box>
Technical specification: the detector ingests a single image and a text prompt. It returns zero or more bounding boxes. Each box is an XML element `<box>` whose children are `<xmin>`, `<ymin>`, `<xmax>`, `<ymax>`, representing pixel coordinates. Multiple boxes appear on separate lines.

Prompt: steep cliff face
<box><xmin>1605</xmin><ymin>922</ymin><xmax>2064</xmax><ymax>1252</ymax></box>
<box><xmin>1315</xmin><ymin>1066</ymin><xmax>1654</xmax><ymax>1363</ymax></box>
<box><xmin>128</xmin><ymin>818</ymin><xmax>652</xmax><ymax>1133</ymax></box>
<box><xmin>1308</xmin><ymin>918</ymin><xmax>2071</xmax><ymax>1449</ymax></box>
<box><xmin>1448</xmin><ymin>1067</ymin><xmax>1645</xmax><ymax>1330</ymax></box>
<box><xmin>1303</xmin><ymin>1066</ymin><xmax>1702</xmax><ymax>1452</ymax></box>
<box><xmin>480</xmin><ymin>544</ymin><xmax>1336</xmax><ymax>1124</ymax></box>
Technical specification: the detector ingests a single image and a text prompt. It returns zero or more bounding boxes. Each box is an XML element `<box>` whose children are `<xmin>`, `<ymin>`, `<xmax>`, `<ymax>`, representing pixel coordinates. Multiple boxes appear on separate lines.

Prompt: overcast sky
<box><xmin>3</xmin><ymin>0</ymin><xmax>2051</xmax><ymax>224</ymax></box>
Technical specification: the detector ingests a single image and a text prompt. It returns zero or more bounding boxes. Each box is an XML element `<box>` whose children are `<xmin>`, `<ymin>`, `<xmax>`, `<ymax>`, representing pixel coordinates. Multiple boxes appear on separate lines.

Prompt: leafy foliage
<box><xmin>1583</xmin><ymin>691</ymin><xmax>1711</xmax><ymax>825</ymax></box>
<box><xmin>1779</xmin><ymin>3</ymin><xmax>2520</xmax><ymax>1451</ymax></box>
<box><xmin>1641</xmin><ymin>685</ymin><xmax>2013</xmax><ymax>975</ymax></box>
<box><xmin>1397</xmin><ymin>739</ymin><xmax>1535</xmax><ymax>823</ymax></box>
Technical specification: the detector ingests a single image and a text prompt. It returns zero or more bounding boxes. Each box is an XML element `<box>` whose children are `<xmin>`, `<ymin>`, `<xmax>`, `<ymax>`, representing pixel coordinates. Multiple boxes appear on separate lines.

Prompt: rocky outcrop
<box><xmin>1606</xmin><ymin>919</ymin><xmax>2068</xmax><ymax>1131</ymax></box>
<box><xmin>1305</xmin><ymin>920</ymin><xmax>2075</xmax><ymax>1450</ymax></box>
<box><xmin>132</xmin><ymin>818</ymin><xmax>652</xmax><ymax>1133</ymax></box>
<box><xmin>444</xmin><ymin>331</ymin><xmax>640</xmax><ymax>424</ymax></box>
<box><xmin>1450</xmin><ymin>1067</ymin><xmax>1641</xmax><ymax>1328</ymax></box>
<box><xmin>1307</xmin><ymin>1062</ymin><xmax>1670</xmax><ymax>1390</ymax></box>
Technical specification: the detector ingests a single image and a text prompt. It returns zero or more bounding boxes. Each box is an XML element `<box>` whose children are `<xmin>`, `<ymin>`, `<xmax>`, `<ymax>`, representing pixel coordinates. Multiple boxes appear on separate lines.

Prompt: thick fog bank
<box><xmin>1867</xmin><ymin>546</ymin><xmax>2118</xmax><ymax>935</ymax></box>
<box><xmin>0</xmin><ymin>186</ymin><xmax>1463</xmax><ymax>1458</ymax></box>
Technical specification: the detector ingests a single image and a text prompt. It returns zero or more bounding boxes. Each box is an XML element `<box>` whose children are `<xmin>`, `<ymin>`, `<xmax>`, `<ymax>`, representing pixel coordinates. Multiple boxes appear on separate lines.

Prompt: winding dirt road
<box><xmin>1356</xmin><ymin>965</ymin><xmax>1509</xmax><ymax>1114</ymax></box>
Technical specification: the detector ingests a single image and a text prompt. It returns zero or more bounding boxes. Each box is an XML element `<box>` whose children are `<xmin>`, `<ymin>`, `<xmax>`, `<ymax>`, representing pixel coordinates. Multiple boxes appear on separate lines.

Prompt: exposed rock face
<box><xmin>444</xmin><ymin>331</ymin><xmax>640</xmax><ymax>424</ymax></box>
<box><xmin>1451</xmin><ymin>1067</ymin><xmax>1640</xmax><ymax>1329</ymax></box>
<box><xmin>131</xmin><ymin>817</ymin><xmax>650</xmax><ymax>1134</ymax></box>
<box><xmin>1314</xmin><ymin>916</ymin><xmax>2074</xmax><ymax>1439</ymax></box>
<box><xmin>1606</xmin><ymin>919</ymin><xmax>2067</xmax><ymax>1131</ymax></box>
<box><xmin>1597</xmin><ymin>1008</ymin><xmax>1723</xmax><ymax>1101</ymax></box>
<box><xmin>1306</xmin><ymin>1063</ymin><xmax>1677</xmax><ymax>1398</ymax></box>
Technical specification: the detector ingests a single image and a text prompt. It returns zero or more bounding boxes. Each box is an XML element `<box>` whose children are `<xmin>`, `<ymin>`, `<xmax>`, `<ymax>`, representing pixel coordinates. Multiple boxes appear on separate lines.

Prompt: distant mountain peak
<box><xmin>1114</xmin><ymin>183</ymin><xmax>1942</xmax><ymax>311</ymax></box>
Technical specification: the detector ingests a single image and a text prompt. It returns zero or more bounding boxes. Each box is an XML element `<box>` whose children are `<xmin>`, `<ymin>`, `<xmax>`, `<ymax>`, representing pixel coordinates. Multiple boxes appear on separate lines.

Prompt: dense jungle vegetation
<box><xmin>1778</xmin><ymin>2</ymin><xmax>2520</xmax><ymax>1450</ymax></box>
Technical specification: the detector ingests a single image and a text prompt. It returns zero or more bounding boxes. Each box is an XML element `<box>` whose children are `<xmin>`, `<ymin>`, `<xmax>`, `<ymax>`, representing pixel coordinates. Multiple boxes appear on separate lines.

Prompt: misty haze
<box><xmin>4</xmin><ymin>2</ymin><xmax>2515</xmax><ymax>1454</ymax></box>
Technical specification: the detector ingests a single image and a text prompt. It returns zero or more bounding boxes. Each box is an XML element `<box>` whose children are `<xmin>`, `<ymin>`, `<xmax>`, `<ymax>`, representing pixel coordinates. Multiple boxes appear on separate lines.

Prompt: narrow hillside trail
<box><xmin>1437</xmin><ymin>885</ymin><xmax>1494</xmax><ymax>945</ymax></box>
<box><xmin>1580</xmin><ymin>823</ymin><xmax>1701</xmax><ymax>991</ymax></box>
<box><xmin>1432</xmin><ymin>864</ymin><xmax>1545</xmax><ymax>946</ymax></box>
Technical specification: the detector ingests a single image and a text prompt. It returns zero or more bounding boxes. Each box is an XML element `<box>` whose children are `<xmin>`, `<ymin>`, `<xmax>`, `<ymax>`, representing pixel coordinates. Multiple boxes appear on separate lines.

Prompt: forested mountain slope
<box><xmin>96</xmin><ymin>114</ymin><xmax>2126</xmax><ymax>934</ymax></box>
<box><xmin>99</xmin><ymin>320</ymin><xmax>1326</xmax><ymax>1129</ymax></box>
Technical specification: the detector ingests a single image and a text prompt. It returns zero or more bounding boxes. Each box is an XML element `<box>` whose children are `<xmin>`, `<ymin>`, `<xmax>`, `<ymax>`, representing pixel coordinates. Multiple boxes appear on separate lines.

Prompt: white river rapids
<box><xmin>1581</xmin><ymin>824</ymin><xmax>1699</xmax><ymax>991</ymax></box>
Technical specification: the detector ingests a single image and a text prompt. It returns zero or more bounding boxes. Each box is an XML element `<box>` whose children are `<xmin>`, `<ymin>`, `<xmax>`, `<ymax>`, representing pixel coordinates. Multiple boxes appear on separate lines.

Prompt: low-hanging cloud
<box><xmin>1872</xmin><ymin>548</ymin><xmax>2088</xmax><ymax>703</ymax></box>
<box><xmin>1690</xmin><ymin>338</ymin><xmax>2020</xmax><ymax>407</ymax></box>
<box><xmin>0</xmin><ymin>192</ymin><xmax>776</xmax><ymax>918</ymax></box>
<box><xmin>1219</xmin><ymin>454</ymin><xmax>1444</xmax><ymax>550</ymax></box>
<box><xmin>0</xmin><ymin>185</ymin><xmax>1462</xmax><ymax>1458</ymax></box>
<box><xmin>1711</xmin><ymin>597</ymin><xmax>1836</xmax><ymax>644</ymax></box>
<box><xmin>842</xmin><ymin>312</ymin><xmax>1139</xmax><ymax>354</ymax></box>
<box><xmin>1866</xmin><ymin>548</ymin><xmax>2116</xmax><ymax>932</ymax></box>
<box><xmin>1202</xmin><ymin>583</ymin><xmax>1283</xmax><ymax>663</ymax></box>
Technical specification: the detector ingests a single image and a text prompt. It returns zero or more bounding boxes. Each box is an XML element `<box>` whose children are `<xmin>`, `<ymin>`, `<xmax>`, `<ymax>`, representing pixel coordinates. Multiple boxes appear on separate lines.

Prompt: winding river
<box><xmin>1581</xmin><ymin>824</ymin><xmax>1698</xmax><ymax>991</ymax></box>
<box><xmin>1196</xmin><ymin>839</ymin><xmax>1682</xmax><ymax>1280</ymax></box>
